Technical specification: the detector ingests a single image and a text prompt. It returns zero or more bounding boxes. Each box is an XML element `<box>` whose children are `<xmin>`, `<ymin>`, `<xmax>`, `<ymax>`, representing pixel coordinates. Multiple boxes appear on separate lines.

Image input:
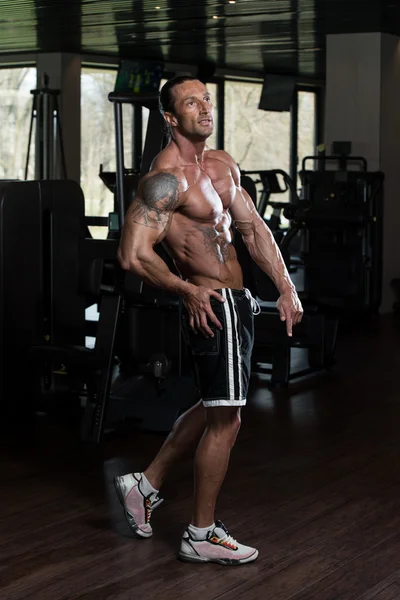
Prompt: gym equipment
<box><xmin>235</xmin><ymin>236</ymin><xmax>338</xmax><ymax>387</ymax></box>
<box><xmin>108</xmin><ymin>91</ymin><xmax>164</xmax><ymax>229</ymax></box>
<box><xmin>25</xmin><ymin>73</ymin><xmax>67</xmax><ymax>180</ymax></box>
<box><xmin>107</xmin><ymin>59</ymin><xmax>165</xmax><ymax>230</ymax></box>
<box><xmin>298</xmin><ymin>154</ymin><xmax>384</xmax><ymax>314</ymax></box>
<box><xmin>236</xmin><ymin>150</ymin><xmax>383</xmax><ymax>385</ymax></box>
<box><xmin>3</xmin><ymin>63</ymin><xmax>198</xmax><ymax>440</ymax></box>
<box><xmin>0</xmin><ymin>180</ymin><xmax>85</xmax><ymax>423</ymax></box>
<box><xmin>0</xmin><ymin>179</ymin><xmax>197</xmax><ymax>441</ymax></box>
<box><xmin>237</xmin><ymin>168</ymin><xmax>338</xmax><ymax>387</ymax></box>
<box><xmin>241</xmin><ymin>169</ymin><xmax>295</xmax><ymax>225</ymax></box>
<box><xmin>239</xmin><ymin>169</ymin><xmax>301</xmax><ymax>302</ymax></box>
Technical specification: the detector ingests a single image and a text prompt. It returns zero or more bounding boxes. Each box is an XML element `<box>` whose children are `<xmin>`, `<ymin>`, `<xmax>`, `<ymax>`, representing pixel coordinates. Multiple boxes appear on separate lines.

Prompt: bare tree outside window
<box><xmin>224</xmin><ymin>80</ymin><xmax>291</xmax><ymax>173</ymax></box>
<box><xmin>206</xmin><ymin>82</ymin><xmax>218</xmax><ymax>150</ymax></box>
<box><xmin>225</xmin><ymin>80</ymin><xmax>291</xmax><ymax>212</ymax></box>
<box><xmin>0</xmin><ymin>67</ymin><xmax>36</xmax><ymax>180</ymax></box>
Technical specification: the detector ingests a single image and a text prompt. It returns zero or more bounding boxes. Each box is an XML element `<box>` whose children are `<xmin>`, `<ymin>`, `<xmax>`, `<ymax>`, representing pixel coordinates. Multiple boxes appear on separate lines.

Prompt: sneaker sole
<box><xmin>178</xmin><ymin>549</ymin><xmax>259</xmax><ymax>566</ymax></box>
<box><xmin>113</xmin><ymin>476</ymin><xmax>153</xmax><ymax>539</ymax></box>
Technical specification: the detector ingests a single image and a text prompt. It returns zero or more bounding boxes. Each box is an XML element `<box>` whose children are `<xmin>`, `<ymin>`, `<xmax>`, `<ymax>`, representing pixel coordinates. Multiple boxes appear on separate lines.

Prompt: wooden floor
<box><xmin>2</xmin><ymin>315</ymin><xmax>400</xmax><ymax>600</ymax></box>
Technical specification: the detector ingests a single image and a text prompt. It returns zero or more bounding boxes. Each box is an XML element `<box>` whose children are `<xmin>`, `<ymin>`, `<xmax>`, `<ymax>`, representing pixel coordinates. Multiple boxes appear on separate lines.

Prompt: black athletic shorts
<box><xmin>182</xmin><ymin>288</ymin><xmax>259</xmax><ymax>408</ymax></box>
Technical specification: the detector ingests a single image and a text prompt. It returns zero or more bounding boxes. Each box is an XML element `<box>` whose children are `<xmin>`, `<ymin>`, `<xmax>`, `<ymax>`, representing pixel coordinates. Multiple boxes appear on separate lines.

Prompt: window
<box><xmin>297</xmin><ymin>90</ymin><xmax>316</xmax><ymax>187</ymax></box>
<box><xmin>224</xmin><ymin>80</ymin><xmax>291</xmax><ymax>212</ymax></box>
<box><xmin>81</xmin><ymin>66</ymin><xmax>133</xmax><ymax>237</ymax></box>
<box><xmin>0</xmin><ymin>66</ymin><xmax>36</xmax><ymax>180</ymax></box>
<box><xmin>224</xmin><ymin>80</ymin><xmax>291</xmax><ymax>173</ymax></box>
<box><xmin>206</xmin><ymin>82</ymin><xmax>218</xmax><ymax>150</ymax></box>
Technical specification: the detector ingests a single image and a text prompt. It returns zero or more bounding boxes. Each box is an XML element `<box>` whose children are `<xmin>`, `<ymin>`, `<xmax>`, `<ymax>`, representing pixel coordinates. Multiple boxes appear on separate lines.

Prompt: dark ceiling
<box><xmin>0</xmin><ymin>0</ymin><xmax>399</xmax><ymax>78</ymax></box>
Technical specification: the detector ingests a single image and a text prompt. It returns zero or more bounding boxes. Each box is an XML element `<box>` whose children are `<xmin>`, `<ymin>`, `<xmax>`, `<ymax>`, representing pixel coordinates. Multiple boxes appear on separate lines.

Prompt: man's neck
<box><xmin>171</xmin><ymin>136</ymin><xmax>207</xmax><ymax>166</ymax></box>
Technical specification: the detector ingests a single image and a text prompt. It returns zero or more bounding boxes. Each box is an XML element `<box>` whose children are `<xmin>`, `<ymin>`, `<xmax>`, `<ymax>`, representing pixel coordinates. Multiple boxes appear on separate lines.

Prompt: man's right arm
<box><xmin>118</xmin><ymin>169</ymin><xmax>196</xmax><ymax>297</ymax></box>
<box><xmin>118</xmin><ymin>169</ymin><xmax>226</xmax><ymax>337</ymax></box>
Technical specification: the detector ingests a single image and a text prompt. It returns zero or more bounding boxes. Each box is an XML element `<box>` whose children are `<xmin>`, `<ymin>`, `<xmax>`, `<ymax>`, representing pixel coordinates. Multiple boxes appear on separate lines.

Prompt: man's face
<box><xmin>166</xmin><ymin>80</ymin><xmax>214</xmax><ymax>140</ymax></box>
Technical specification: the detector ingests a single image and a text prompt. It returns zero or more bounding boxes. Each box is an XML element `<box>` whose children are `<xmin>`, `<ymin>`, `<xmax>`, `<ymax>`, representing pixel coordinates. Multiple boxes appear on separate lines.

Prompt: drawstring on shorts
<box><xmin>244</xmin><ymin>288</ymin><xmax>261</xmax><ymax>315</ymax></box>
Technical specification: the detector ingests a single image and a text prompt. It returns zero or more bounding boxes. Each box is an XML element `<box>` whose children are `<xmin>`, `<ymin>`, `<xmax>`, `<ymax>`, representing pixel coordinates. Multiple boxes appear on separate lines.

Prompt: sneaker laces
<box><xmin>212</xmin><ymin>521</ymin><xmax>239</xmax><ymax>549</ymax></box>
<box><xmin>221</xmin><ymin>533</ymin><xmax>238</xmax><ymax>548</ymax></box>
<box><xmin>143</xmin><ymin>492</ymin><xmax>164</xmax><ymax>524</ymax></box>
<box><xmin>149</xmin><ymin>493</ymin><xmax>164</xmax><ymax>510</ymax></box>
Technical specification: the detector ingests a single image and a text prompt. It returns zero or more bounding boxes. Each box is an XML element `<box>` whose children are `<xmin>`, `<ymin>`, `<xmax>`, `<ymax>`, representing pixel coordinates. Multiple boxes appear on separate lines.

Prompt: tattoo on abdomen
<box><xmin>129</xmin><ymin>173</ymin><xmax>179</xmax><ymax>231</ymax></box>
<box><xmin>195</xmin><ymin>225</ymin><xmax>231</xmax><ymax>264</ymax></box>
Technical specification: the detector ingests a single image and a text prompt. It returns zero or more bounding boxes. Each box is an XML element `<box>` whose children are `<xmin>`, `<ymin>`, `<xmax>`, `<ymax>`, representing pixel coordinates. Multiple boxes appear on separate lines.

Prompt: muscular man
<box><xmin>114</xmin><ymin>76</ymin><xmax>303</xmax><ymax>565</ymax></box>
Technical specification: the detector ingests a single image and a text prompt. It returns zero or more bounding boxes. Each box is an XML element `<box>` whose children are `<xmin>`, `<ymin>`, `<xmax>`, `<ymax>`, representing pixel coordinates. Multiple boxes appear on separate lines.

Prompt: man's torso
<box><xmin>155</xmin><ymin>147</ymin><xmax>243</xmax><ymax>290</ymax></box>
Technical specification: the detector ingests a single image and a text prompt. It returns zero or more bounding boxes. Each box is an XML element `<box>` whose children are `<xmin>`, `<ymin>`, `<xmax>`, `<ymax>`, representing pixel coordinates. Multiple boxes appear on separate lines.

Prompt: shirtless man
<box><xmin>114</xmin><ymin>76</ymin><xmax>303</xmax><ymax>565</ymax></box>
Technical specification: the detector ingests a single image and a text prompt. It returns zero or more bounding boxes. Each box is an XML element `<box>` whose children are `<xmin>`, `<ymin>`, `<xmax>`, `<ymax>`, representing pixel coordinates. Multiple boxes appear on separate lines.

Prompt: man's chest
<box><xmin>179</xmin><ymin>160</ymin><xmax>236</xmax><ymax>222</ymax></box>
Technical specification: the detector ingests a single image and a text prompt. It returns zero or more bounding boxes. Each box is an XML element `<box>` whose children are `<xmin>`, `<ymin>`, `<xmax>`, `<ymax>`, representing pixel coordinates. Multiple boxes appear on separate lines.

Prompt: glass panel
<box><xmin>206</xmin><ymin>82</ymin><xmax>218</xmax><ymax>150</ymax></box>
<box><xmin>225</xmin><ymin>80</ymin><xmax>291</xmax><ymax>212</ymax></box>
<box><xmin>0</xmin><ymin>67</ymin><xmax>36</xmax><ymax>180</ymax></box>
<box><xmin>224</xmin><ymin>80</ymin><xmax>291</xmax><ymax>173</ymax></box>
<box><xmin>297</xmin><ymin>90</ymin><xmax>316</xmax><ymax>189</ymax></box>
<box><xmin>81</xmin><ymin>67</ymin><xmax>133</xmax><ymax>228</ymax></box>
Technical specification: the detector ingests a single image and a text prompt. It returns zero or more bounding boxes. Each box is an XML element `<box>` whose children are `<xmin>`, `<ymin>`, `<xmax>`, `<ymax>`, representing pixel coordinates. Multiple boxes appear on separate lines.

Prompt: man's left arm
<box><xmin>228</xmin><ymin>161</ymin><xmax>303</xmax><ymax>336</ymax></box>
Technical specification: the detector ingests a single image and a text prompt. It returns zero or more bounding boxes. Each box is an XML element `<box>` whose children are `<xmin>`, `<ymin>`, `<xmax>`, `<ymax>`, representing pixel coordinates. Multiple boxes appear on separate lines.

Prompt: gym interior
<box><xmin>1</xmin><ymin>0</ymin><xmax>400</xmax><ymax>598</ymax></box>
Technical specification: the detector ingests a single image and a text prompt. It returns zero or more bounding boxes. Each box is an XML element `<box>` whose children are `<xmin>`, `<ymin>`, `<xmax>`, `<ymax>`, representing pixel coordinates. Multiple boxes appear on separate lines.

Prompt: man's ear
<box><xmin>165</xmin><ymin>112</ymin><xmax>178</xmax><ymax>128</ymax></box>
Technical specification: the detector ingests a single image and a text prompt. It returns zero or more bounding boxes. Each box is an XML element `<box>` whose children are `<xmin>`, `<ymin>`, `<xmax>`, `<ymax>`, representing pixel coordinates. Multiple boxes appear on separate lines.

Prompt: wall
<box><xmin>380</xmin><ymin>35</ymin><xmax>400</xmax><ymax>313</ymax></box>
<box><xmin>324</xmin><ymin>33</ymin><xmax>382</xmax><ymax>171</ymax></box>
<box><xmin>324</xmin><ymin>32</ymin><xmax>400</xmax><ymax>312</ymax></box>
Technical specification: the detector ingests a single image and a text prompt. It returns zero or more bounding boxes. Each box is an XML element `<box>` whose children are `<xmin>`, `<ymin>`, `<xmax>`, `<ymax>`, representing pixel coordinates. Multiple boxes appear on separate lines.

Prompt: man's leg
<box><xmin>144</xmin><ymin>399</ymin><xmax>207</xmax><ymax>490</ymax></box>
<box><xmin>114</xmin><ymin>399</ymin><xmax>207</xmax><ymax>538</ymax></box>
<box><xmin>192</xmin><ymin>406</ymin><xmax>241</xmax><ymax>527</ymax></box>
<box><xmin>179</xmin><ymin>405</ymin><xmax>258</xmax><ymax>565</ymax></box>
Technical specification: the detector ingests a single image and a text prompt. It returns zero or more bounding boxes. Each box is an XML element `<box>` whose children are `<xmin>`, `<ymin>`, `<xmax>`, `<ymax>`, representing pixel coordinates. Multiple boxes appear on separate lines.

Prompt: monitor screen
<box><xmin>114</xmin><ymin>60</ymin><xmax>164</xmax><ymax>94</ymax></box>
<box><xmin>259</xmin><ymin>74</ymin><xmax>296</xmax><ymax>112</ymax></box>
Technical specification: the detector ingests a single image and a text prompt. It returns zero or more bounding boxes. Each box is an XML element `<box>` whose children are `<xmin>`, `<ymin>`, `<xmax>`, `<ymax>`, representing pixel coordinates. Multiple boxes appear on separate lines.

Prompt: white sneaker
<box><xmin>178</xmin><ymin>521</ymin><xmax>259</xmax><ymax>565</ymax></box>
<box><xmin>114</xmin><ymin>473</ymin><xmax>163</xmax><ymax>538</ymax></box>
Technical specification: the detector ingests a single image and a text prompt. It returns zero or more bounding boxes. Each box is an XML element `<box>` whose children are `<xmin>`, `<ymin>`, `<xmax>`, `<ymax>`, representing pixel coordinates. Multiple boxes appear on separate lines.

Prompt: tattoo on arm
<box><xmin>128</xmin><ymin>173</ymin><xmax>179</xmax><ymax>232</ymax></box>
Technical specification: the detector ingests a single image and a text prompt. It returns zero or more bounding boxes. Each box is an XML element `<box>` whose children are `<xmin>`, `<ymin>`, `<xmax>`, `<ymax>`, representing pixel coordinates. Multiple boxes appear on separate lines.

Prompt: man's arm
<box><xmin>118</xmin><ymin>169</ymin><xmax>225</xmax><ymax>337</ymax></box>
<box><xmin>118</xmin><ymin>170</ymin><xmax>193</xmax><ymax>296</ymax></box>
<box><xmin>225</xmin><ymin>156</ymin><xmax>303</xmax><ymax>335</ymax></box>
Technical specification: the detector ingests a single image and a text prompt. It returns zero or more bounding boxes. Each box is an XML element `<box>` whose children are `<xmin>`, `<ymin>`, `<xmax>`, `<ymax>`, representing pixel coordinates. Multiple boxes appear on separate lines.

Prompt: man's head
<box><xmin>159</xmin><ymin>76</ymin><xmax>214</xmax><ymax>141</ymax></box>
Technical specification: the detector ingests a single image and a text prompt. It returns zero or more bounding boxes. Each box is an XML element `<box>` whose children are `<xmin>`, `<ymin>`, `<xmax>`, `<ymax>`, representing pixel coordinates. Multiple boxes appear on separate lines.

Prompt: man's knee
<box><xmin>206</xmin><ymin>407</ymin><xmax>242</xmax><ymax>444</ymax></box>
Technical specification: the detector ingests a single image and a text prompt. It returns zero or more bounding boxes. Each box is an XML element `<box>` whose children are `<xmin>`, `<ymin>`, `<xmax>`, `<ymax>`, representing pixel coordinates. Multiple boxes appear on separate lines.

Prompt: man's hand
<box><xmin>183</xmin><ymin>286</ymin><xmax>226</xmax><ymax>338</ymax></box>
<box><xmin>277</xmin><ymin>289</ymin><xmax>303</xmax><ymax>337</ymax></box>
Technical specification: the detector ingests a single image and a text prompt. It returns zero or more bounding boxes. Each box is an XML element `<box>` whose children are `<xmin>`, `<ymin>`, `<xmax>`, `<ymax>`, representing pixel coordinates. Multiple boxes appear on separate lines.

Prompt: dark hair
<box><xmin>159</xmin><ymin>75</ymin><xmax>199</xmax><ymax>116</ymax></box>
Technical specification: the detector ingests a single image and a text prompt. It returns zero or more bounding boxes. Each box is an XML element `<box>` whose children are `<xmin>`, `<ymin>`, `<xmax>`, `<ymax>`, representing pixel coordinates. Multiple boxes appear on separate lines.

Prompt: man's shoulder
<box><xmin>148</xmin><ymin>151</ymin><xmax>188</xmax><ymax>191</ymax></box>
<box><xmin>206</xmin><ymin>149</ymin><xmax>240</xmax><ymax>181</ymax></box>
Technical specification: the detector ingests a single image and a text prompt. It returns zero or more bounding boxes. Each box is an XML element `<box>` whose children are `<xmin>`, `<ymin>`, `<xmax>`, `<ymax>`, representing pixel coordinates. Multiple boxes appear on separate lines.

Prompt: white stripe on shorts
<box><xmin>228</xmin><ymin>289</ymin><xmax>243</xmax><ymax>400</ymax></box>
<box><xmin>221</xmin><ymin>288</ymin><xmax>243</xmax><ymax>401</ymax></box>
<box><xmin>222</xmin><ymin>289</ymin><xmax>235</xmax><ymax>400</ymax></box>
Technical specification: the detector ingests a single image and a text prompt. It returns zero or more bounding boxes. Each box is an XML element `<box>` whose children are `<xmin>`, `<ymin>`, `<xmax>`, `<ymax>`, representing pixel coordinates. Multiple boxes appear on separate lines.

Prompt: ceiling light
<box><xmin>212</xmin><ymin>15</ymin><xmax>219</xmax><ymax>19</ymax></box>
<box><xmin>229</xmin><ymin>1</ymin><xmax>236</xmax><ymax>3</ymax></box>
<box><xmin>155</xmin><ymin>5</ymin><xmax>161</xmax><ymax>9</ymax></box>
